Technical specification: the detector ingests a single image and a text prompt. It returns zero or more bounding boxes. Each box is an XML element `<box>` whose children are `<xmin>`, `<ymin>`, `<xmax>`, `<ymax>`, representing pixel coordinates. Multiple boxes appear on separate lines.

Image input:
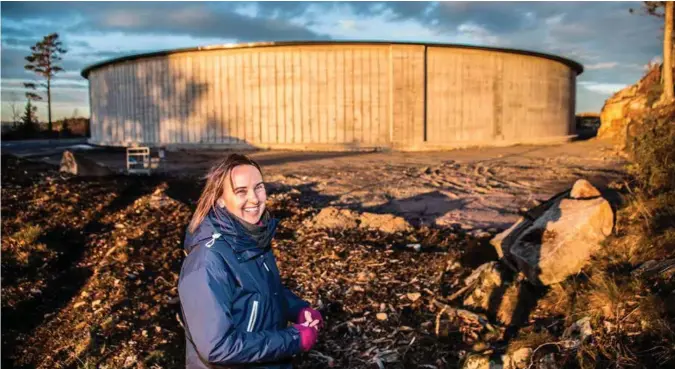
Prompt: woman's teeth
<box><xmin>244</xmin><ymin>207</ymin><xmax>258</xmax><ymax>213</ymax></box>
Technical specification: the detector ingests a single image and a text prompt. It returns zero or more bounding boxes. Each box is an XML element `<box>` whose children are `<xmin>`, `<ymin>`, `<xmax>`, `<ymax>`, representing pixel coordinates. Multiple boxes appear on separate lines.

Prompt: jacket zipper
<box><xmin>262</xmin><ymin>261</ymin><xmax>270</xmax><ymax>272</ymax></box>
<box><xmin>246</xmin><ymin>300</ymin><xmax>259</xmax><ymax>332</ymax></box>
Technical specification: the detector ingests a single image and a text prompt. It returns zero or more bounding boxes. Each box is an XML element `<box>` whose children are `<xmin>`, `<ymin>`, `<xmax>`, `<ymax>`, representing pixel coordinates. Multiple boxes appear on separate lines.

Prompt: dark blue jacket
<box><xmin>178</xmin><ymin>209</ymin><xmax>310</xmax><ymax>369</ymax></box>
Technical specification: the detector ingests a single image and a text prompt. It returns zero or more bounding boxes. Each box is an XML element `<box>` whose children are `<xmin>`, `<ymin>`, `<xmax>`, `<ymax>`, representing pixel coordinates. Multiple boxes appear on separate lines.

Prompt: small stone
<box><xmin>352</xmin><ymin>286</ymin><xmax>365</xmax><ymax>292</ymax></box>
<box><xmin>92</xmin><ymin>299</ymin><xmax>101</xmax><ymax>307</ymax></box>
<box><xmin>406</xmin><ymin>292</ymin><xmax>421</xmax><ymax>302</ymax></box>
<box><xmin>406</xmin><ymin>243</ymin><xmax>421</xmax><ymax>252</ymax></box>
<box><xmin>472</xmin><ymin>341</ymin><xmax>488</xmax><ymax>352</ymax></box>
<box><xmin>376</xmin><ymin>313</ymin><xmax>388</xmax><ymax>321</ymax></box>
<box><xmin>461</xmin><ymin>354</ymin><xmax>490</xmax><ymax>369</ymax></box>
<box><xmin>570</xmin><ymin>179</ymin><xmax>601</xmax><ymax>199</ymax></box>
<box><xmin>74</xmin><ymin>301</ymin><xmax>86</xmax><ymax>309</ymax></box>
<box><xmin>503</xmin><ymin>347</ymin><xmax>532</xmax><ymax>369</ymax></box>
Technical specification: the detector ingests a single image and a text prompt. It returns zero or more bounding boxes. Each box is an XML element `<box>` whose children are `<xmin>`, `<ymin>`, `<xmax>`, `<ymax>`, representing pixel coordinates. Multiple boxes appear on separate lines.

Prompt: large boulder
<box><xmin>60</xmin><ymin>150</ymin><xmax>114</xmax><ymax>177</ymax></box>
<box><xmin>491</xmin><ymin>179</ymin><xmax>614</xmax><ymax>285</ymax></box>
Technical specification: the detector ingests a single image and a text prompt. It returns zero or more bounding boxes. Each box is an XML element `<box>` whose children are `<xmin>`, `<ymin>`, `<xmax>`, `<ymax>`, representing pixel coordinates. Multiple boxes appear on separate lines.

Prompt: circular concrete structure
<box><xmin>82</xmin><ymin>41</ymin><xmax>583</xmax><ymax>151</ymax></box>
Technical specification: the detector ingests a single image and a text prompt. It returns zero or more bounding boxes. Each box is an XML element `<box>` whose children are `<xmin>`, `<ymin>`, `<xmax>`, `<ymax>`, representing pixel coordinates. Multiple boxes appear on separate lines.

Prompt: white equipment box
<box><xmin>126</xmin><ymin>146</ymin><xmax>163</xmax><ymax>175</ymax></box>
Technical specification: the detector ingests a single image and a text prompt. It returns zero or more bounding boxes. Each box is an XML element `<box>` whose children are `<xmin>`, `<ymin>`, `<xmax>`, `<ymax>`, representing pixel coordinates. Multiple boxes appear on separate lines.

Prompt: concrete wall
<box><xmin>87</xmin><ymin>43</ymin><xmax>579</xmax><ymax>150</ymax></box>
<box><xmin>419</xmin><ymin>47</ymin><xmax>577</xmax><ymax>150</ymax></box>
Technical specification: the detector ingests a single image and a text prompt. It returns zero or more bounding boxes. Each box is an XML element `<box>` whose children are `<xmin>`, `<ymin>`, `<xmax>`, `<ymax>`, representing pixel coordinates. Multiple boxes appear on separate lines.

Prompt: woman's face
<box><xmin>221</xmin><ymin>164</ymin><xmax>267</xmax><ymax>224</ymax></box>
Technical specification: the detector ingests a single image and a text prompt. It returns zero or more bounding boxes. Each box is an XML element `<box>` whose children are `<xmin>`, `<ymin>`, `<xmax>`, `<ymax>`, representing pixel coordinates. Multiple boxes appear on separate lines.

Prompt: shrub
<box><xmin>627</xmin><ymin>104</ymin><xmax>675</xmax><ymax>194</ymax></box>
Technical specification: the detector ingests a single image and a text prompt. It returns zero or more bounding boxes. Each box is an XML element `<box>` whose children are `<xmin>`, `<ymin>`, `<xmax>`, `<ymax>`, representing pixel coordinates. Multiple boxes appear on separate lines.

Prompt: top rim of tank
<box><xmin>81</xmin><ymin>40</ymin><xmax>584</xmax><ymax>79</ymax></box>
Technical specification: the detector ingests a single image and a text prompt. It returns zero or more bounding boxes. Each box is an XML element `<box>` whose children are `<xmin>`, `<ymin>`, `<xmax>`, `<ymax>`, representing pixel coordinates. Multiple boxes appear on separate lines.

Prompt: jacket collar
<box><xmin>206</xmin><ymin>208</ymin><xmax>278</xmax><ymax>262</ymax></box>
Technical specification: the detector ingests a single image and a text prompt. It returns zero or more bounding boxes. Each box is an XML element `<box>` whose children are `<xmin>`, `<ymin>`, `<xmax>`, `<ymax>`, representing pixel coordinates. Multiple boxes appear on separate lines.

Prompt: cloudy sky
<box><xmin>0</xmin><ymin>1</ymin><xmax>665</xmax><ymax>122</ymax></box>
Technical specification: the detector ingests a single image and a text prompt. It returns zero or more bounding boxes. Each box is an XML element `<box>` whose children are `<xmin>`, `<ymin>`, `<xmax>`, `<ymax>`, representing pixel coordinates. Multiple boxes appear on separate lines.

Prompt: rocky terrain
<box><xmin>3</xmin><ymin>137</ymin><xmax>672</xmax><ymax>369</ymax></box>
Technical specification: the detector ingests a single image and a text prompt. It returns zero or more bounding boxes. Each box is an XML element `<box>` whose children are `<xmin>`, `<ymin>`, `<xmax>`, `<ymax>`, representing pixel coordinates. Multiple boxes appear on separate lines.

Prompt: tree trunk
<box><xmin>47</xmin><ymin>77</ymin><xmax>53</xmax><ymax>133</ymax></box>
<box><xmin>663</xmin><ymin>1</ymin><xmax>674</xmax><ymax>101</ymax></box>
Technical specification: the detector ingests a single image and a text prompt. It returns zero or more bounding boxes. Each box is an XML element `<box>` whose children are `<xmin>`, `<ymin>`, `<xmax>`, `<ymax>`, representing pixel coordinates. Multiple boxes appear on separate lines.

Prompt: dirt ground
<box><xmin>1</xmin><ymin>138</ymin><xmax>630</xmax><ymax>369</ymax></box>
<box><xmin>43</xmin><ymin>138</ymin><xmax>626</xmax><ymax>231</ymax></box>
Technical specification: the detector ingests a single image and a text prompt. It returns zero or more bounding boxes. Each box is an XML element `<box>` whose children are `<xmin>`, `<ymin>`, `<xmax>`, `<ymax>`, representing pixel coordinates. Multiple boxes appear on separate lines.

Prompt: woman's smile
<box><xmin>222</xmin><ymin>164</ymin><xmax>267</xmax><ymax>225</ymax></box>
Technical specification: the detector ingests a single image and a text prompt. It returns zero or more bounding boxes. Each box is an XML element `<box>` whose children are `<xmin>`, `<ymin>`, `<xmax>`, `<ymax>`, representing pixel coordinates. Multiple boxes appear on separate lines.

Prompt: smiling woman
<box><xmin>81</xmin><ymin>40</ymin><xmax>583</xmax><ymax>151</ymax></box>
<box><xmin>178</xmin><ymin>153</ymin><xmax>324</xmax><ymax>369</ymax></box>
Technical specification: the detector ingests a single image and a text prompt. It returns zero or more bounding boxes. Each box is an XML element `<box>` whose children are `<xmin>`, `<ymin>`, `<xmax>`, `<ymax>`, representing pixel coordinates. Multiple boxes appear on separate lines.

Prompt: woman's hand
<box><xmin>297</xmin><ymin>307</ymin><xmax>324</xmax><ymax>330</ymax></box>
<box><xmin>293</xmin><ymin>323</ymin><xmax>318</xmax><ymax>352</ymax></box>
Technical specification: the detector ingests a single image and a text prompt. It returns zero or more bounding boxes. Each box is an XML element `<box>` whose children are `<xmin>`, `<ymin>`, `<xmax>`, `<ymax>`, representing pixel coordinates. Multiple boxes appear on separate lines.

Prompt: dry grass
<box><xmin>11</xmin><ymin>223</ymin><xmax>43</xmax><ymax>245</ymax></box>
<box><xmin>537</xmin><ymin>282</ymin><xmax>578</xmax><ymax>319</ymax></box>
<box><xmin>583</xmin><ymin>272</ymin><xmax>634</xmax><ymax>321</ymax></box>
<box><xmin>637</xmin><ymin>295</ymin><xmax>673</xmax><ymax>337</ymax></box>
<box><xmin>506</xmin><ymin>330</ymin><xmax>556</xmax><ymax>355</ymax></box>
<box><xmin>3</xmin><ymin>224</ymin><xmax>47</xmax><ymax>266</ymax></box>
<box><xmin>627</xmin><ymin>104</ymin><xmax>675</xmax><ymax>194</ymax></box>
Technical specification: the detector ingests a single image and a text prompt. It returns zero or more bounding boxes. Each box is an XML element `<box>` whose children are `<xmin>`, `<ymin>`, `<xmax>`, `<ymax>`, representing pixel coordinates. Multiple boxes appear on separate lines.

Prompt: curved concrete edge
<box><xmin>88</xmin><ymin>135</ymin><xmax>577</xmax><ymax>152</ymax></box>
<box><xmin>81</xmin><ymin>40</ymin><xmax>584</xmax><ymax>78</ymax></box>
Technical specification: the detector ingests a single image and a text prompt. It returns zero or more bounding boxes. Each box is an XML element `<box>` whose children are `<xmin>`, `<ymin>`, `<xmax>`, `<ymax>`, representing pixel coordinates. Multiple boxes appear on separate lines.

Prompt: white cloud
<box><xmin>578</xmin><ymin>81</ymin><xmax>628</xmax><ymax>95</ymax></box>
<box><xmin>457</xmin><ymin>22</ymin><xmax>501</xmax><ymax>46</ymax></box>
<box><xmin>233</xmin><ymin>3</ymin><xmax>260</xmax><ymax>18</ymax></box>
<box><xmin>339</xmin><ymin>20</ymin><xmax>357</xmax><ymax>31</ymax></box>
<box><xmin>585</xmin><ymin>62</ymin><xmax>618</xmax><ymax>70</ymax></box>
<box><xmin>103</xmin><ymin>12</ymin><xmax>144</xmax><ymax>28</ymax></box>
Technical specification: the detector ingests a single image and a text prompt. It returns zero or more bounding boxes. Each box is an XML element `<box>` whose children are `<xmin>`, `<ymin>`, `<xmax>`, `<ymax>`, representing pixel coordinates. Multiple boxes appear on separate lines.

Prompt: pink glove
<box><xmin>293</xmin><ymin>323</ymin><xmax>318</xmax><ymax>352</ymax></box>
<box><xmin>297</xmin><ymin>307</ymin><xmax>324</xmax><ymax>330</ymax></box>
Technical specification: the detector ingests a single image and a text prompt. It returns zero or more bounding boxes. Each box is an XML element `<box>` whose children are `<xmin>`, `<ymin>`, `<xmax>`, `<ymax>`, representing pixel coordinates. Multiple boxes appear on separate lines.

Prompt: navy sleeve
<box><xmin>179</xmin><ymin>256</ymin><xmax>302</xmax><ymax>365</ymax></box>
<box><xmin>282</xmin><ymin>286</ymin><xmax>310</xmax><ymax>323</ymax></box>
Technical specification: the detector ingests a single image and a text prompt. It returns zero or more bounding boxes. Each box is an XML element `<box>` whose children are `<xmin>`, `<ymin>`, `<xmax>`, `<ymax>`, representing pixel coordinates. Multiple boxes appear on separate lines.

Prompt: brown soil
<box><xmin>2</xmin><ymin>154</ymin><xmax>498</xmax><ymax>369</ymax></box>
<box><xmin>1</xmin><ymin>139</ymin><xmax>633</xmax><ymax>369</ymax></box>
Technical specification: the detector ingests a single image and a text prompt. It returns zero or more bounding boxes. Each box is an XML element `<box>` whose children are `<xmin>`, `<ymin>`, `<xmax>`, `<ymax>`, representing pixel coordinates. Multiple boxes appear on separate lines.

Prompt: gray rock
<box><xmin>570</xmin><ymin>179</ymin><xmax>601</xmax><ymax>199</ymax></box>
<box><xmin>60</xmin><ymin>150</ymin><xmax>113</xmax><ymax>177</ymax></box>
<box><xmin>491</xmin><ymin>179</ymin><xmax>614</xmax><ymax>285</ymax></box>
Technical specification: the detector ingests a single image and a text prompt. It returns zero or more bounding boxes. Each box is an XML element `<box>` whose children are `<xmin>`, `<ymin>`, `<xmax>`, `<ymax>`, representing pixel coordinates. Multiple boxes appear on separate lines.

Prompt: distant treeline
<box><xmin>2</xmin><ymin>116</ymin><xmax>90</xmax><ymax>141</ymax></box>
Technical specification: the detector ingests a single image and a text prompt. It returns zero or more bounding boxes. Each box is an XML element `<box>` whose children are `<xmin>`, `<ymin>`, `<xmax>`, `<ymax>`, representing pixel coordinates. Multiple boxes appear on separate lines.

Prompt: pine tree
<box><xmin>20</xmin><ymin>100</ymin><xmax>39</xmax><ymax>136</ymax></box>
<box><xmin>24</xmin><ymin>33</ymin><xmax>67</xmax><ymax>133</ymax></box>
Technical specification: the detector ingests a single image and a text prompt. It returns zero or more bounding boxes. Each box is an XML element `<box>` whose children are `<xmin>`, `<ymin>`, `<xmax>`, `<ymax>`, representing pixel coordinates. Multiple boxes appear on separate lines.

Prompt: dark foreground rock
<box><xmin>60</xmin><ymin>150</ymin><xmax>114</xmax><ymax>177</ymax></box>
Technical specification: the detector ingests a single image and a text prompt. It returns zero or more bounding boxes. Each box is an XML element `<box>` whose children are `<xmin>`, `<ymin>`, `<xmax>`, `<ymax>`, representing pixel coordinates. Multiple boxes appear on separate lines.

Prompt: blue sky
<box><xmin>0</xmin><ymin>1</ymin><xmax>665</xmax><ymax>121</ymax></box>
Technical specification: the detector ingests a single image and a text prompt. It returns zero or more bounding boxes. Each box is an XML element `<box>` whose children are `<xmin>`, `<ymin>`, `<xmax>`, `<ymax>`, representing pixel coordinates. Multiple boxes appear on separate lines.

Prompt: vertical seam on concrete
<box><xmin>423</xmin><ymin>45</ymin><xmax>428</xmax><ymax>143</ymax></box>
<box><xmin>388</xmin><ymin>45</ymin><xmax>394</xmax><ymax>145</ymax></box>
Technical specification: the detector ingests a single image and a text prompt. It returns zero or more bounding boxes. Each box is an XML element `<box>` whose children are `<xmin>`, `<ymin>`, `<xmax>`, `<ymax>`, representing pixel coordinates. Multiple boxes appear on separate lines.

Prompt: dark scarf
<box><xmin>213</xmin><ymin>205</ymin><xmax>274</xmax><ymax>251</ymax></box>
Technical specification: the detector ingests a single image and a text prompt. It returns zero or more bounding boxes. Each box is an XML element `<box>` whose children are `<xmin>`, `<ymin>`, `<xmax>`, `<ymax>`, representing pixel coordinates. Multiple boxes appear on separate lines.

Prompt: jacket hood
<box><xmin>183</xmin><ymin>207</ymin><xmax>279</xmax><ymax>259</ymax></box>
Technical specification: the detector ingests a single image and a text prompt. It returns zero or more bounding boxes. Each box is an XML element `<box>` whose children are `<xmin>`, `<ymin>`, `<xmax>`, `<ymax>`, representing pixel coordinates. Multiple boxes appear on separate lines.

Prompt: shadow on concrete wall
<box><xmin>96</xmin><ymin>58</ymin><xmax>396</xmax><ymax>151</ymax></box>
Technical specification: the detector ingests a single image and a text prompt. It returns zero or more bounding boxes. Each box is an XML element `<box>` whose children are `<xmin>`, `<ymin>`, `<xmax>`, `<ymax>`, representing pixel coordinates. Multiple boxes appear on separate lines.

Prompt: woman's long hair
<box><xmin>188</xmin><ymin>153</ymin><xmax>264</xmax><ymax>234</ymax></box>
